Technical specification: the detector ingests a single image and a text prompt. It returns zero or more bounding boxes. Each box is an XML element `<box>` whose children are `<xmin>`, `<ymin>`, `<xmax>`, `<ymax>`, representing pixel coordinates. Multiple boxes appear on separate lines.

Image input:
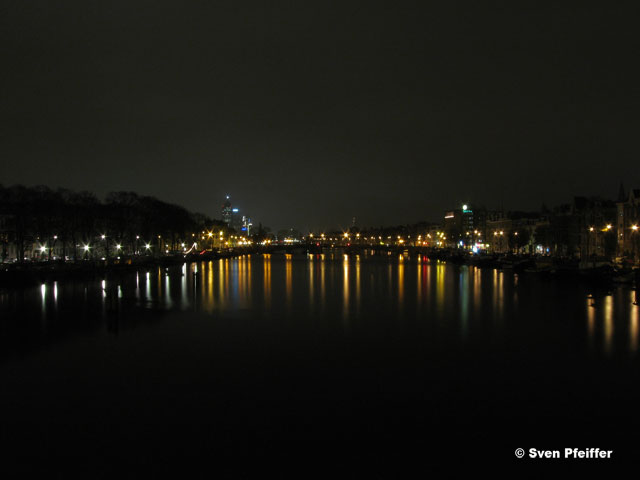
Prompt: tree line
<box><xmin>0</xmin><ymin>185</ymin><xmax>221</xmax><ymax>262</ymax></box>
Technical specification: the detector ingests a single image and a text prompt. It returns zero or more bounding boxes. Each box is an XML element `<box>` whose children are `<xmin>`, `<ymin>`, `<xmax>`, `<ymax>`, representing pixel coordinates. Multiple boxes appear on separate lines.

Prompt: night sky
<box><xmin>2</xmin><ymin>1</ymin><xmax>639</xmax><ymax>232</ymax></box>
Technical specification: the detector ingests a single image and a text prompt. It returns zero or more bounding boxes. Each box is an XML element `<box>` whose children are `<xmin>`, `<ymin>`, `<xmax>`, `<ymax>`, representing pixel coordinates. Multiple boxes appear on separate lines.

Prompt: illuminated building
<box><xmin>222</xmin><ymin>196</ymin><xmax>232</xmax><ymax>226</ymax></box>
<box><xmin>443</xmin><ymin>204</ymin><xmax>487</xmax><ymax>248</ymax></box>
<box><xmin>616</xmin><ymin>184</ymin><xmax>640</xmax><ymax>261</ymax></box>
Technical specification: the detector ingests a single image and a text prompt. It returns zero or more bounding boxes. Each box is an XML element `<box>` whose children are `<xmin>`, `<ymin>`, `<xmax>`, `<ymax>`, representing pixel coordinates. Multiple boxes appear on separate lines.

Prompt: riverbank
<box><xmin>0</xmin><ymin>249</ymin><xmax>251</xmax><ymax>288</ymax></box>
<box><xmin>1</xmin><ymin>245</ymin><xmax>638</xmax><ymax>289</ymax></box>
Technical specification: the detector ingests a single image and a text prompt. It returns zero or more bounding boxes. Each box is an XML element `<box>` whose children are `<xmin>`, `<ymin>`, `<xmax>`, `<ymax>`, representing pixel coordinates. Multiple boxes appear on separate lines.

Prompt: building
<box><xmin>240</xmin><ymin>216</ymin><xmax>252</xmax><ymax>235</ymax></box>
<box><xmin>443</xmin><ymin>204</ymin><xmax>487</xmax><ymax>249</ymax></box>
<box><xmin>0</xmin><ymin>214</ymin><xmax>14</xmax><ymax>262</ymax></box>
<box><xmin>222</xmin><ymin>196</ymin><xmax>232</xmax><ymax>226</ymax></box>
<box><xmin>229</xmin><ymin>208</ymin><xmax>243</xmax><ymax>231</ymax></box>
<box><xmin>485</xmin><ymin>211</ymin><xmax>510</xmax><ymax>253</ymax></box>
<box><xmin>616</xmin><ymin>185</ymin><xmax>640</xmax><ymax>261</ymax></box>
<box><xmin>573</xmin><ymin>196</ymin><xmax>617</xmax><ymax>259</ymax></box>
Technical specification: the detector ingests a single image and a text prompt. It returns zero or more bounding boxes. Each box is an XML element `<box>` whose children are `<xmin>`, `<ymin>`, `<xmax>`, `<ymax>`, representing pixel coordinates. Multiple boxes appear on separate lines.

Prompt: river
<box><xmin>1</xmin><ymin>251</ymin><xmax>638</xmax><ymax>473</ymax></box>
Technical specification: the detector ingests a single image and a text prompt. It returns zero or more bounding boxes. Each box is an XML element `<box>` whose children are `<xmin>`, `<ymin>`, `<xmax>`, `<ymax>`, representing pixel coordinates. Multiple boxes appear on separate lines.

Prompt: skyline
<box><xmin>0</xmin><ymin>181</ymin><xmax>631</xmax><ymax>235</ymax></box>
<box><xmin>2</xmin><ymin>2</ymin><xmax>639</xmax><ymax>231</ymax></box>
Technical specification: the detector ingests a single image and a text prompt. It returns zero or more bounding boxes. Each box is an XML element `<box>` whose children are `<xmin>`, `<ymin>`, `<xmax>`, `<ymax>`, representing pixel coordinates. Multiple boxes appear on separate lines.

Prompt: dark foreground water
<box><xmin>1</xmin><ymin>252</ymin><xmax>639</xmax><ymax>475</ymax></box>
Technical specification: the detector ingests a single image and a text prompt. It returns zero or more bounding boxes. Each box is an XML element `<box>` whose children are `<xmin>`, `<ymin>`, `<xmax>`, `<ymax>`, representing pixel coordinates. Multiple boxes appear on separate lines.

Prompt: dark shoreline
<box><xmin>1</xmin><ymin>245</ymin><xmax>638</xmax><ymax>290</ymax></box>
<box><xmin>0</xmin><ymin>251</ymin><xmax>232</xmax><ymax>288</ymax></box>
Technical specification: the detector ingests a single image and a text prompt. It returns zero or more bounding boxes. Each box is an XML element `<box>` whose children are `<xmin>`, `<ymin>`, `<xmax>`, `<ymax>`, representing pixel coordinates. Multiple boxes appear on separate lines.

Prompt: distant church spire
<box><xmin>617</xmin><ymin>182</ymin><xmax>626</xmax><ymax>202</ymax></box>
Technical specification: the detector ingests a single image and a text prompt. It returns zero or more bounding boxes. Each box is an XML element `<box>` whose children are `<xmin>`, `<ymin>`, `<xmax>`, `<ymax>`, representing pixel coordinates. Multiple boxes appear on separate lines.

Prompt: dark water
<box><xmin>1</xmin><ymin>252</ymin><xmax>639</xmax><ymax>474</ymax></box>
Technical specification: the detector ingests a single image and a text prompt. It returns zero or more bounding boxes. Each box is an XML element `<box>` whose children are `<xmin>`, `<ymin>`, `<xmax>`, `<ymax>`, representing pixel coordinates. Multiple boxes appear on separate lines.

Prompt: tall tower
<box><xmin>222</xmin><ymin>196</ymin><xmax>232</xmax><ymax>225</ymax></box>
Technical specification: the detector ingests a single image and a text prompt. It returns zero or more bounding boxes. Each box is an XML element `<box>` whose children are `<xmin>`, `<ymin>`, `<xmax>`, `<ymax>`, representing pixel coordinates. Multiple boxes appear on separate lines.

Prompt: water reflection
<box><xmin>604</xmin><ymin>295</ymin><xmax>613</xmax><ymax>356</ymax></box>
<box><xmin>219</xmin><ymin>260</ymin><xmax>226</xmax><ymax>308</ymax></box>
<box><xmin>308</xmin><ymin>254</ymin><xmax>314</xmax><ymax>305</ymax></box>
<box><xmin>473</xmin><ymin>266</ymin><xmax>481</xmax><ymax>317</ymax></box>
<box><xmin>397</xmin><ymin>255</ymin><xmax>404</xmax><ymax>313</ymax></box>
<box><xmin>435</xmin><ymin>262</ymin><xmax>445</xmax><ymax>314</ymax></box>
<box><xmin>206</xmin><ymin>261</ymin><xmax>214</xmax><ymax>313</ymax></box>
<box><xmin>165</xmin><ymin>270</ymin><xmax>172</xmax><ymax>309</ymax></box>
<box><xmin>492</xmin><ymin>270</ymin><xmax>504</xmax><ymax>321</ymax></box>
<box><xmin>3</xmin><ymin>254</ymin><xmax>640</xmax><ymax>359</ymax></box>
<box><xmin>264</xmin><ymin>254</ymin><xmax>271</xmax><ymax>309</ymax></box>
<box><xmin>587</xmin><ymin>296</ymin><xmax>595</xmax><ymax>352</ymax></box>
<box><xmin>631</xmin><ymin>295</ymin><xmax>639</xmax><ymax>355</ymax></box>
<box><xmin>459</xmin><ymin>267</ymin><xmax>469</xmax><ymax>339</ymax></box>
<box><xmin>320</xmin><ymin>255</ymin><xmax>326</xmax><ymax>313</ymax></box>
<box><xmin>342</xmin><ymin>255</ymin><xmax>349</xmax><ymax>323</ymax></box>
<box><xmin>285</xmin><ymin>254</ymin><xmax>293</xmax><ymax>314</ymax></box>
<box><xmin>181</xmin><ymin>264</ymin><xmax>188</xmax><ymax>307</ymax></box>
<box><xmin>41</xmin><ymin>283</ymin><xmax>46</xmax><ymax>311</ymax></box>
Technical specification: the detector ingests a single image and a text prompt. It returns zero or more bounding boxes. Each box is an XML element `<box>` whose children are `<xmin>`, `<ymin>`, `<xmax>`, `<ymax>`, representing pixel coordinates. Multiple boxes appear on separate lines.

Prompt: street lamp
<box><xmin>50</xmin><ymin>235</ymin><xmax>57</xmax><ymax>261</ymax></box>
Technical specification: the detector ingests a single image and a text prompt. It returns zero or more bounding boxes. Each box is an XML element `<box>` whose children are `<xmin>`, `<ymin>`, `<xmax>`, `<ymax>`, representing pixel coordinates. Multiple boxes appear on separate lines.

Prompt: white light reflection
<box><xmin>631</xmin><ymin>291</ymin><xmax>638</xmax><ymax>355</ymax></box>
<box><xmin>41</xmin><ymin>283</ymin><xmax>46</xmax><ymax>311</ymax></box>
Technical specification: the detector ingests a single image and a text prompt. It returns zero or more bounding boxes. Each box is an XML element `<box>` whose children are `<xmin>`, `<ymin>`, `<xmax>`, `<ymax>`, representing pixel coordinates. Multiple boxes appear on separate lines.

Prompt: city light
<box><xmin>633</xmin><ymin>225</ymin><xmax>639</xmax><ymax>231</ymax></box>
